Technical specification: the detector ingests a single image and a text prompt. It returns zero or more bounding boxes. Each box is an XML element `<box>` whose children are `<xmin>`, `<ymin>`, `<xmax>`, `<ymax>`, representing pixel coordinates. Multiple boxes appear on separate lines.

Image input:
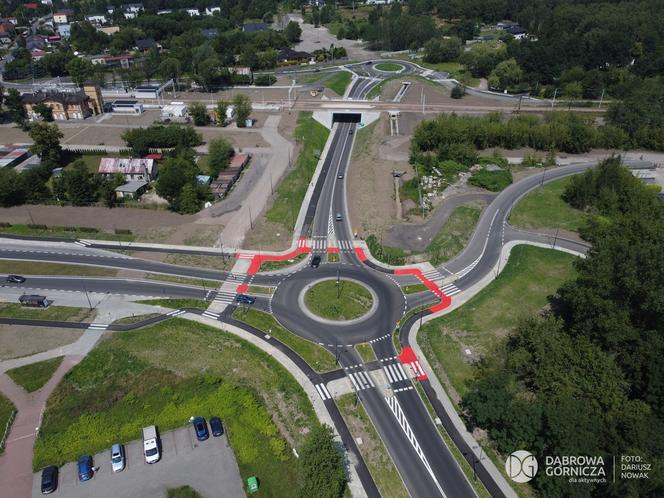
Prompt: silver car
<box><xmin>111</xmin><ymin>443</ymin><xmax>125</xmax><ymax>473</ymax></box>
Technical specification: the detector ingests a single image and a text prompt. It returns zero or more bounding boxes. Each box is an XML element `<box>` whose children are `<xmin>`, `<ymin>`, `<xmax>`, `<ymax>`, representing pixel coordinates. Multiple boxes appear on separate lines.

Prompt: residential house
<box><xmin>242</xmin><ymin>22</ymin><xmax>267</xmax><ymax>33</ymax></box>
<box><xmin>7</xmin><ymin>17</ymin><xmax>18</xmax><ymax>25</ymax></box>
<box><xmin>228</xmin><ymin>66</ymin><xmax>252</xmax><ymax>76</ymax></box>
<box><xmin>30</xmin><ymin>48</ymin><xmax>46</xmax><ymax>59</ymax></box>
<box><xmin>22</xmin><ymin>90</ymin><xmax>93</xmax><ymax>120</ymax></box>
<box><xmin>0</xmin><ymin>32</ymin><xmax>11</xmax><ymax>46</ymax></box>
<box><xmin>505</xmin><ymin>25</ymin><xmax>527</xmax><ymax>40</ymax></box>
<box><xmin>277</xmin><ymin>48</ymin><xmax>312</xmax><ymax>63</ymax></box>
<box><xmin>90</xmin><ymin>53</ymin><xmax>133</xmax><ymax>68</ymax></box>
<box><xmin>98</xmin><ymin>158</ymin><xmax>157</xmax><ymax>181</ymax></box>
<box><xmin>23</xmin><ymin>3</ymin><xmax>38</xmax><ymax>10</ymax></box>
<box><xmin>185</xmin><ymin>8</ymin><xmax>200</xmax><ymax>16</ymax></box>
<box><xmin>97</xmin><ymin>26</ymin><xmax>119</xmax><ymax>35</ymax></box>
<box><xmin>122</xmin><ymin>3</ymin><xmax>143</xmax><ymax>13</ymax></box>
<box><xmin>53</xmin><ymin>11</ymin><xmax>68</xmax><ymax>23</ymax></box>
<box><xmin>115</xmin><ymin>180</ymin><xmax>148</xmax><ymax>199</ymax></box>
<box><xmin>0</xmin><ymin>145</ymin><xmax>31</xmax><ymax>168</ymax></box>
<box><xmin>157</xmin><ymin>9</ymin><xmax>172</xmax><ymax>15</ymax></box>
<box><xmin>25</xmin><ymin>34</ymin><xmax>46</xmax><ymax>51</ymax></box>
<box><xmin>57</xmin><ymin>24</ymin><xmax>71</xmax><ymax>37</ymax></box>
<box><xmin>86</xmin><ymin>14</ymin><xmax>107</xmax><ymax>24</ymax></box>
<box><xmin>0</xmin><ymin>21</ymin><xmax>16</xmax><ymax>35</ymax></box>
<box><xmin>134</xmin><ymin>38</ymin><xmax>155</xmax><ymax>52</ymax></box>
<box><xmin>205</xmin><ymin>6</ymin><xmax>220</xmax><ymax>15</ymax></box>
<box><xmin>209</xmin><ymin>153</ymin><xmax>250</xmax><ymax>197</ymax></box>
<box><xmin>201</xmin><ymin>28</ymin><xmax>218</xmax><ymax>40</ymax></box>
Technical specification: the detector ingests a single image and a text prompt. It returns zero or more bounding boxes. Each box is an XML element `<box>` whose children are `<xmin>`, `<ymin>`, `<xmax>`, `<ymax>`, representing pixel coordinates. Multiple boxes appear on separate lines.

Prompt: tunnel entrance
<box><xmin>332</xmin><ymin>113</ymin><xmax>362</xmax><ymax>124</ymax></box>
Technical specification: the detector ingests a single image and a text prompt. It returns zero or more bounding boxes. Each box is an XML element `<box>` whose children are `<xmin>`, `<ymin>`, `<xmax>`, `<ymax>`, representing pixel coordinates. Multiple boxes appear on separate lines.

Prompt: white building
<box><xmin>161</xmin><ymin>102</ymin><xmax>188</xmax><ymax>119</ymax></box>
<box><xmin>186</xmin><ymin>8</ymin><xmax>200</xmax><ymax>16</ymax></box>
<box><xmin>86</xmin><ymin>14</ymin><xmax>107</xmax><ymax>24</ymax></box>
<box><xmin>205</xmin><ymin>7</ymin><xmax>220</xmax><ymax>15</ymax></box>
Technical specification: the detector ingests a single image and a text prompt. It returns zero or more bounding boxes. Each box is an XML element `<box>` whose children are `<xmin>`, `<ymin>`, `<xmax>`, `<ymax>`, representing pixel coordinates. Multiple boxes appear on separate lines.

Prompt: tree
<box><xmin>215</xmin><ymin>100</ymin><xmax>228</xmax><ymax>126</ymax></box>
<box><xmin>28</xmin><ymin>122</ymin><xmax>63</xmax><ymax>165</ymax></box>
<box><xmin>451</xmin><ymin>84</ymin><xmax>466</xmax><ymax>99</ymax></box>
<box><xmin>155</xmin><ymin>156</ymin><xmax>198</xmax><ymax>206</ymax></box>
<box><xmin>66</xmin><ymin>57</ymin><xmax>94</xmax><ymax>86</ymax></box>
<box><xmin>424</xmin><ymin>37</ymin><xmax>462</xmax><ymax>64</ymax></box>
<box><xmin>285</xmin><ymin>21</ymin><xmax>302</xmax><ymax>43</ymax></box>
<box><xmin>488</xmin><ymin>58</ymin><xmax>523</xmax><ymax>91</ymax></box>
<box><xmin>188</xmin><ymin>102</ymin><xmax>209</xmax><ymax>126</ymax></box>
<box><xmin>177</xmin><ymin>183</ymin><xmax>202</xmax><ymax>214</ymax></box>
<box><xmin>208</xmin><ymin>138</ymin><xmax>234</xmax><ymax>177</ymax></box>
<box><xmin>298</xmin><ymin>425</ymin><xmax>346</xmax><ymax>498</ymax></box>
<box><xmin>564</xmin><ymin>81</ymin><xmax>583</xmax><ymax>107</ymax></box>
<box><xmin>233</xmin><ymin>94</ymin><xmax>252</xmax><ymax>128</ymax></box>
<box><xmin>33</xmin><ymin>102</ymin><xmax>54</xmax><ymax>122</ymax></box>
<box><xmin>0</xmin><ymin>168</ymin><xmax>27</xmax><ymax>207</ymax></box>
<box><xmin>62</xmin><ymin>161</ymin><xmax>96</xmax><ymax>206</ymax></box>
<box><xmin>158</xmin><ymin>57</ymin><xmax>181</xmax><ymax>85</ymax></box>
<box><xmin>194</xmin><ymin>57</ymin><xmax>220</xmax><ymax>91</ymax></box>
<box><xmin>0</xmin><ymin>84</ymin><xmax>3</xmax><ymax>108</ymax></box>
<box><xmin>5</xmin><ymin>89</ymin><xmax>27</xmax><ymax>126</ymax></box>
<box><xmin>20</xmin><ymin>166</ymin><xmax>51</xmax><ymax>203</ymax></box>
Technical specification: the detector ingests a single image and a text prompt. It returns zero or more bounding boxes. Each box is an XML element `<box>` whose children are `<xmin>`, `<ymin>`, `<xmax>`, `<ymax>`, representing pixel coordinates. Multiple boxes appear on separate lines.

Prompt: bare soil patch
<box><xmin>0</xmin><ymin>325</ymin><xmax>83</xmax><ymax>360</ymax></box>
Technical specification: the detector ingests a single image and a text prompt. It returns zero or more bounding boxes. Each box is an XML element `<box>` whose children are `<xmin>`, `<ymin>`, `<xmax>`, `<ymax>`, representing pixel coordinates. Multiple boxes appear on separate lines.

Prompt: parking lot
<box><xmin>31</xmin><ymin>425</ymin><xmax>245</xmax><ymax>498</ymax></box>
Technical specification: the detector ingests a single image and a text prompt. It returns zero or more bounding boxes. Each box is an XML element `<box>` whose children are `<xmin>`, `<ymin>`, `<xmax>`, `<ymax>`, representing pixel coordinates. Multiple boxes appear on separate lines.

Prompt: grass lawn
<box><xmin>402</xmin><ymin>284</ymin><xmax>428</xmax><ymax>295</ymax></box>
<box><xmin>265</xmin><ymin>113</ymin><xmax>329</xmax><ymax>234</ymax></box>
<box><xmin>355</xmin><ymin>343</ymin><xmax>376</xmax><ymax>363</ymax></box>
<box><xmin>418</xmin><ymin>245</ymin><xmax>577</xmax><ymax>399</ymax></box>
<box><xmin>33</xmin><ymin>318</ymin><xmax>318</xmax><ymax>498</ymax></box>
<box><xmin>144</xmin><ymin>274</ymin><xmax>221</xmax><ymax>289</ymax></box>
<box><xmin>336</xmin><ymin>394</ymin><xmax>409</xmax><ymax>498</ymax></box>
<box><xmin>510</xmin><ymin>176</ymin><xmax>588</xmax><ymax>233</ymax></box>
<box><xmin>374</xmin><ymin>62</ymin><xmax>403</xmax><ymax>72</ymax></box>
<box><xmin>260</xmin><ymin>253</ymin><xmax>308</xmax><ymax>272</ymax></box>
<box><xmin>426</xmin><ymin>205</ymin><xmax>483</xmax><ymax>266</ymax></box>
<box><xmin>0</xmin><ymin>303</ymin><xmax>96</xmax><ymax>322</ymax></box>
<box><xmin>112</xmin><ymin>313</ymin><xmax>161</xmax><ymax>325</ymax></box>
<box><xmin>304</xmin><ymin>280</ymin><xmax>373</xmax><ymax>321</ymax></box>
<box><xmin>0</xmin><ymin>224</ymin><xmax>135</xmax><ymax>242</ymax></box>
<box><xmin>248</xmin><ymin>286</ymin><xmax>273</xmax><ymax>295</ymax></box>
<box><xmin>418</xmin><ymin>61</ymin><xmax>480</xmax><ymax>87</ymax></box>
<box><xmin>136</xmin><ymin>298</ymin><xmax>208</xmax><ymax>309</ymax></box>
<box><xmin>6</xmin><ymin>357</ymin><xmax>63</xmax><ymax>393</ymax></box>
<box><xmin>232</xmin><ymin>308</ymin><xmax>336</xmax><ymax>372</ymax></box>
<box><xmin>366</xmin><ymin>77</ymin><xmax>397</xmax><ymax>100</ymax></box>
<box><xmin>0</xmin><ymin>393</ymin><xmax>16</xmax><ymax>455</ymax></box>
<box><xmin>324</xmin><ymin>71</ymin><xmax>352</xmax><ymax>96</ymax></box>
<box><xmin>167</xmin><ymin>486</ymin><xmax>202</xmax><ymax>498</ymax></box>
<box><xmin>327</xmin><ymin>252</ymin><xmax>340</xmax><ymax>263</ymax></box>
<box><xmin>0</xmin><ymin>260</ymin><xmax>117</xmax><ymax>277</ymax></box>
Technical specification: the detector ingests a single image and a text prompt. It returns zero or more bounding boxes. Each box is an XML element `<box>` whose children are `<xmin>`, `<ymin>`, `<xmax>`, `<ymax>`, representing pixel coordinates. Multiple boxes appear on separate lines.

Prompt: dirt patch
<box><xmin>348</xmin><ymin>114</ymin><xmax>414</xmax><ymax>238</ymax></box>
<box><xmin>0</xmin><ymin>325</ymin><xmax>83</xmax><ymax>360</ymax></box>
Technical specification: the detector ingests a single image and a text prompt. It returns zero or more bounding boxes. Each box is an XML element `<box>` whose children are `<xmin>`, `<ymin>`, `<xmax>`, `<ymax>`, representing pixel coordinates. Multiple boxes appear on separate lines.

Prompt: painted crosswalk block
<box><xmin>74</xmin><ymin>240</ymin><xmax>92</xmax><ymax>247</ymax></box>
<box><xmin>202</xmin><ymin>310</ymin><xmax>220</xmax><ymax>320</ymax></box>
<box><xmin>421</xmin><ymin>267</ymin><xmax>443</xmax><ymax>282</ymax></box>
<box><xmin>440</xmin><ymin>282</ymin><xmax>460</xmax><ymax>296</ymax></box>
<box><xmin>214</xmin><ymin>291</ymin><xmax>237</xmax><ymax>305</ymax></box>
<box><xmin>311</xmin><ymin>237</ymin><xmax>327</xmax><ymax>251</ymax></box>
<box><xmin>337</xmin><ymin>240</ymin><xmax>354</xmax><ymax>251</ymax></box>
<box><xmin>87</xmin><ymin>323</ymin><xmax>108</xmax><ymax>330</ymax></box>
<box><xmin>166</xmin><ymin>309</ymin><xmax>186</xmax><ymax>317</ymax></box>
<box><xmin>344</xmin><ymin>366</ymin><xmax>375</xmax><ymax>392</ymax></box>
<box><xmin>237</xmin><ymin>253</ymin><xmax>255</xmax><ymax>260</ymax></box>
<box><xmin>382</xmin><ymin>361</ymin><xmax>409</xmax><ymax>384</ymax></box>
<box><xmin>315</xmin><ymin>383</ymin><xmax>332</xmax><ymax>401</ymax></box>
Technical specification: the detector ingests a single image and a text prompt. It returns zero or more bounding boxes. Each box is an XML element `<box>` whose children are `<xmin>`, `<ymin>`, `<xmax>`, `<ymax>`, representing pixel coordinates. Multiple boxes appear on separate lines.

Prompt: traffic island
<box><xmin>301</xmin><ymin>279</ymin><xmax>377</xmax><ymax>323</ymax></box>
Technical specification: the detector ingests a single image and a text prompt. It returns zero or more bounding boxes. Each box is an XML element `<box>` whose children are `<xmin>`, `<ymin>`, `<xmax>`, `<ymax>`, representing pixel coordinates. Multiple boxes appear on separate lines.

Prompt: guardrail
<box><xmin>0</xmin><ymin>409</ymin><xmax>17</xmax><ymax>454</ymax></box>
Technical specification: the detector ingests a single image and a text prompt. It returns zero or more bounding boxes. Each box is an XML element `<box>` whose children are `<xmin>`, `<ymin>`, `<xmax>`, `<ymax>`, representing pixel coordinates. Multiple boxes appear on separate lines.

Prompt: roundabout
<box><xmin>270</xmin><ymin>264</ymin><xmax>405</xmax><ymax>346</ymax></box>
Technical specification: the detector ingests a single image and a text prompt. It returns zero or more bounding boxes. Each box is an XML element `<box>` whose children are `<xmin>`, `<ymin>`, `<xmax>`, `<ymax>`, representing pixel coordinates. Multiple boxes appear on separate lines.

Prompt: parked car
<box><xmin>235</xmin><ymin>294</ymin><xmax>256</xmax><ymax>305</ymax></box>
<box><xmin>40</xmin><ymin>466</ymin><xmax>58</xmax><ymax>494</ymax></box>
<box><xmin>192</xmin><ymin>416</ymin><xmax>209</xmax><ymax>441</ymax></box>
<box><xmin>111</xmin><ymin>443</ymin><xmax>125</xmax><ymax>473</ymax></box>
<box><xmin>6</xmin><ymin>275</ymin><xmax>26</xmax><ymax>283</ymax></box>
<box><xmin>143</xmin><ymin>425</ymin><xmax>160</xmax><ymax>464</ymax></box>
<box><xmin>335</xmin><ymin>213</ymin><xmax>343</xmax><ymax>221</ymax></box>
<box><xmin>210</xmin><ymin>416</ymin><xmax>223</xmax><ymax>437</ymax></box>
<box><xmin>77</xmin><ymin>455</ymin><xmax>93</xmax><ymax>482</ymax></box>
<box><xmin>311</xmin><ymin>255</ymin><xmax>321</xmax><ymax>268</ymax></box>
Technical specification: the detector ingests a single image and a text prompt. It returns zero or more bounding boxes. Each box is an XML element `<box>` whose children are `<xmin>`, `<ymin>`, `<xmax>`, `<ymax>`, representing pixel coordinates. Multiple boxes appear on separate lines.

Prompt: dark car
<box><xmin>349</xmin><ymin>128</ymin><xmax>354</xmax><ymax>135</ymax></box>
<box><xmin>41</xmin><ymin>466</ymin><xmax>58</xmax><ymax>494</ymax></box>
<box><xmin>192</xmin><ymin>416</ymin><xmax>209</xmax><ymax>441</ymax></box>
<box><xmin>78</xmin><ymin>455</ymin><xmax>93</xmax><ymax>482</ymax></box>
<box><xmin>311</xmin><ymin>255</ymin><xmax>321</xmax><ymax>268</ymax></box>
<box><xmin>235</xmin><ymin>294</ymin><xmax>256</xmax><ymax>305</ymax></box>
<box><xmin>210</xmin><ymin>416</ymin><xmax>223</xmax><ymax>437</ymax></box>
<box><xmin>6</xmin><ymin>275</ymin><xmax>26</xmax><ymax>283</ymax></box>
<box><xmin>337</xmin><ymin>173</ymin><xmax>344</xmax><ymax>179</ymax></box>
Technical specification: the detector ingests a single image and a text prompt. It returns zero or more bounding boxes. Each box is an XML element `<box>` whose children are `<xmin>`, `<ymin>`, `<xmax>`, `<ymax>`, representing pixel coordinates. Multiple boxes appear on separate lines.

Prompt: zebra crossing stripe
<box><xmin>202</xmin><ymin>311</ymin><xmax>220</xmax><ymax>320</ymax></box>
<box><xmin>88</xmin><ymin>323</ymin><xmax>108</xmax><ymax>330</ymax></box>
<box><xmin>347</xmin><ymin>372</ymin><xmax>362</xmax><ymax>391</ymax></box>
<box><xmin>237</xmin><ymin>254</ymin><xmax>254</xmax><ymax>260</ymax></box>
<box><xmin>383</xmin><ymin>365</ymin><xmax>395</xmax><ymax>383</ymax></box>
<box><xmin>166</xmin><ymin>309</ymin><xmax>186</xmax><ymax>317</ymax></box>
<box><xmin>358</xmin><ymin>370</ymin><xmax>375</xmax><ymax>388</ymax></box>
<box><xmin>315</xmin><ymin>383</ymin><xmax>331</xmax><ymax>401</ymax></box>
<box><xmin>441</xmin><ymin>283</ymin><xmax>460</xmax><ymax>296</ymax></box>
<box><xmin>74</xmin><ymin>240</ymin><xmax>91</xmax><ymax>247</ymax></box>
<box><xmin>395</xmin><ymin>362</ymin><xmax>408</xmax><ymax>380</ymax></box>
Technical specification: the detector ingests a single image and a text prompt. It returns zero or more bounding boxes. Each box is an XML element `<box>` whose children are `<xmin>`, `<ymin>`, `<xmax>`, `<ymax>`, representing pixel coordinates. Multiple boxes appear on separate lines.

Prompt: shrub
<box><xmin>254</xmin><ymin>74</ymin><xmax>276</xmax><ymax>86</ymax></box>
<box><xmin>27</xmin><ymin>224</ymin><xmax>48</xmax><ymax>230</ymax></box>
<box><xmin>114</xmin><ymin>228</ymin><xmax>133</xmax><ymax>235</ymax></box>
<box><xmin>468</xmin><ymin>168</ymin><xmax>513</xmax><ymax>191</ymax></box>
<box><xmin>451</xmin><ymin>84</ymin><xmax>465</xmax><ymax>99</ymax></box>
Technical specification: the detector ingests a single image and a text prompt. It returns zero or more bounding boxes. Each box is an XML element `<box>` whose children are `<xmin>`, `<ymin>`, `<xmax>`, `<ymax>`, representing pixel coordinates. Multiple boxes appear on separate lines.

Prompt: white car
<box><xmin>111</xmin><ymin>443</ymin><xmax>125</xmax><ymax>472</ymax></box>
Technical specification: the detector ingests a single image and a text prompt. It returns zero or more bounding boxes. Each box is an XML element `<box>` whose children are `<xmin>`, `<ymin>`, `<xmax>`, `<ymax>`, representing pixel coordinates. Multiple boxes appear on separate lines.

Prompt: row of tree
<box><xmin>463</xmin><ymin>158</ymin><xmax>664</xmax><ymax>497</ymax></box>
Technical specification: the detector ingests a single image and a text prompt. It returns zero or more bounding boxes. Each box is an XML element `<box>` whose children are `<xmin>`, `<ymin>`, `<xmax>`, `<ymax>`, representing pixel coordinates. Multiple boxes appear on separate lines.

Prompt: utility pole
<box><xmin>83</xmin><ymin>285</ymin><xmax>93</xmax><ymax>310</ymax></box>
<box><xmin>598</xmin><ymin>88</ymin><xmax>605</xmax><ymax>108</ymax></box>
<box><xmin>249</xmin><ymin>206</ymin><xmax>254</xmax><ymax>230</ymax></box>
<box><xmin>336</xmin><ymin>268</ymin><xmax>340</xmax><ymax>299</ymax></box>
<box><xmin>551</xmin><ymin>88</ymin><xmax>558</xmax><ymax>108</ymax></box>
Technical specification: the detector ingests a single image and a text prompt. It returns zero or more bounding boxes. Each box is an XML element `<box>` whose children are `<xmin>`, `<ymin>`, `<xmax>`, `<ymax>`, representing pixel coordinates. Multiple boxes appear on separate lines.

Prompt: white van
<box><xmin>143</xmin><ymin>426</ymin><xmax>160</xmax><ymax>464</ymax></box>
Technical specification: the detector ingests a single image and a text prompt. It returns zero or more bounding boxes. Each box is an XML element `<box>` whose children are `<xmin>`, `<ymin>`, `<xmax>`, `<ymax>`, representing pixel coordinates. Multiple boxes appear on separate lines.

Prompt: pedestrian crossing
<box><xmin>382</xmin><ymin>361</ymin><xmax>409</xmax><ymax>384</ymax></box>
<box><xmin>214</xmin><ymin>290</ymin><xmax>238</xmax><ymax>305</ymax></box>
<box><xmin>87</xmin><ymin>323</ymin><xmax>108</xmax><ymax>331</ymax></box>
<box><xmin>337</xmin><ymin>240</ymin><xmax>354</xmax><ymax>251</ymax></box>
<box><xmin>440</xmin><ymin>282</ymin><xmax>461</xmax><ymax>296</ymax></box>
<box><xmin>421</xmin><ymin>267</ymin><xmax>443</xmax><ymax>282</ymax></box>
<box><xmin>225</xmin><ymin>273</ymin><xmax>246</xmax><ymax>283</ymax></box>
<box><xmin>315</xmin><ymin>383</ymin><xmax>332</xmax><ymax>401</ymax></box>
<box><xmin>237</xmin><ymin>253</ymin><xmax>254</xmax><ymax>260</ymax></box>
<box><xmin>344</xmin><ymin>365</ymin><xmax>375</xmax><ymax>392</ymax></box>
<box><xmin>202</xmin><ymin>310</ymin><xmax>220</xmax><ymax>320</ymax></box>
<box><xmin>165</xmin><ymin>309</ymin><xmax>186</xmax><ymax>317</ymax></box>
<box><xmin>311</xmin><ymin>237</ymin><xmax>327</xmax><ymax>252</ymax></box>
<box><xmin>74</xmin><ymin>240</ymin><xmax>92</xmax><ymax>247</ymax></box>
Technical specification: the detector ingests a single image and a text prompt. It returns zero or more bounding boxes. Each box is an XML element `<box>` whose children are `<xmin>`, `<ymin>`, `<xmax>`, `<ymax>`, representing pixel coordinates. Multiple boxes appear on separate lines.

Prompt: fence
<box><xmin>0</xmin><ymin>410</ymin><xmax>17</xmax><ymax>454</ymax></box>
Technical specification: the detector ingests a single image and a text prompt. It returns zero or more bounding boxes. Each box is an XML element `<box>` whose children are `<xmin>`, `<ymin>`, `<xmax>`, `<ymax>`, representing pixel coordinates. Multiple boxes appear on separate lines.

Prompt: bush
<box><xmin>122</xmin><ymin>125</ymin><xmax>202</xmax><ymax>155</ymax></box>
<box><xmin>451</xmin><ymin>84</ymin><xmax>465</xmax><ymax>99</ymax></box>
<box><xmin>254</xmin><ymin>74</ymin><xmax>276</xmax><ymax>86</ymax></box>
<box><xmin>468</xmin><ymin>168</ymin><xmax>513</xmax><ymax>191</ymax></box>
<box><xmin>114</xmin><ymin>228</ymin><xmax>133</xmax><ymax>235</ymax></box>
<box><xmin>27</xmin><ymin>224</ymin><xmax>48</xmax><ymax>230</ymax></box>
<box><xmin>0</xmin><ymin>222</ymin><xmax>11</xmax><ymax>228</ymax></box>
<box><xmin>366</xmin><ymin>234</ymin><xmax>406</xmax><ymax>265</ymax></box>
